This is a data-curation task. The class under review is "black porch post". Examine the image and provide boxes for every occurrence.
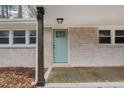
[36,7,45,87]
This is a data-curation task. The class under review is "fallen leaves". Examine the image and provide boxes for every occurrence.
[0,67,35,88]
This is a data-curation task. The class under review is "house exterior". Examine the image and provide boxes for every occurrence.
[0,19,36,67]
[0,5,124,69]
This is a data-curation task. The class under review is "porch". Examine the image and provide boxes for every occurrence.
[44,66,124,87]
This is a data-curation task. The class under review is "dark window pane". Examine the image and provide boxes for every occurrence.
[14,31,25,36]
[115,30,124,36]
[99,30,110,37]
[30,37,36,44]
[56,31,59,37]
[30,30,36,36]
[30,30,36,44]
[0,31,9,36]
[99,37,111,44]
[13,38,25,44]
[56,31,65,38]
[115,37,124,43]
[0,38,9,44]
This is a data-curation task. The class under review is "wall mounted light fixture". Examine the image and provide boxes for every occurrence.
[57,18,64,24]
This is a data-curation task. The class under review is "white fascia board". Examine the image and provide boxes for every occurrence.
[0,18,37,23]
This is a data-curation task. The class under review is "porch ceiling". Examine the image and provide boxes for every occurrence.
[42,5,124,28]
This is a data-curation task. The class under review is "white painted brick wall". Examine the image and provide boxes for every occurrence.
[1,25,124,67]
[0,48,36,67]
[69,27,124,67]
[0,26,52,68]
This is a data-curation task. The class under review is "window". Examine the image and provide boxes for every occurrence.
[30,30,36,44]
[0,31,9,44]
[115,30,124,44]
[13,31,25,44]
[0,30,36,46]
[56,31,65,38]
[99,30,111,44]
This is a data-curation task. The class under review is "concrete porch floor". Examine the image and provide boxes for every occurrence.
[47,67,124,83]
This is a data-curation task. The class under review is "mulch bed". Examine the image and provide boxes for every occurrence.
[0,67,47,88]
[0,67,35,78]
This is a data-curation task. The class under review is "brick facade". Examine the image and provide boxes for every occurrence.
[0,27,52,68]
[68,27,124,67]
[0,26,124,67]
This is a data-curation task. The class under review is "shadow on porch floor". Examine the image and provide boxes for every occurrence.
[47,67,124,83]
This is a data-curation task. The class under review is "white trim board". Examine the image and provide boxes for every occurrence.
[0,19,36,22]
[44,66,52,82]
[45,82,124,88]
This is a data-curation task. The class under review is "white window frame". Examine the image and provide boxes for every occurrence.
[26,30,30,45]
[0,29,36,48]
[98,26,124,45]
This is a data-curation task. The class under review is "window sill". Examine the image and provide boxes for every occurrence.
[98,44,124,47]
[0,45,36,49]
[114,44,124,46]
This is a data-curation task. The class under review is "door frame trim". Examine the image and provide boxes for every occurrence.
[52,29,69,64]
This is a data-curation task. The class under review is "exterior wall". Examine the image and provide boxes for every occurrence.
[0,21,52,68]
[44,27,53,68]
[0,48,36,67]
[68,27,124,67]
[0,27,52,68]
[1,21,124,67]
[0,20,36,30]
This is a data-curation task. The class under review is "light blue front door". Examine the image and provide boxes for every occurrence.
[53,29,68,63]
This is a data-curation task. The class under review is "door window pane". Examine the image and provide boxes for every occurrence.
[56,31,65,38]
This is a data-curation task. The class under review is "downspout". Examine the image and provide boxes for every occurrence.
[34,7,45,87]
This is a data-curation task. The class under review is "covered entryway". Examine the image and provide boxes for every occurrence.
[36,6,124,87]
